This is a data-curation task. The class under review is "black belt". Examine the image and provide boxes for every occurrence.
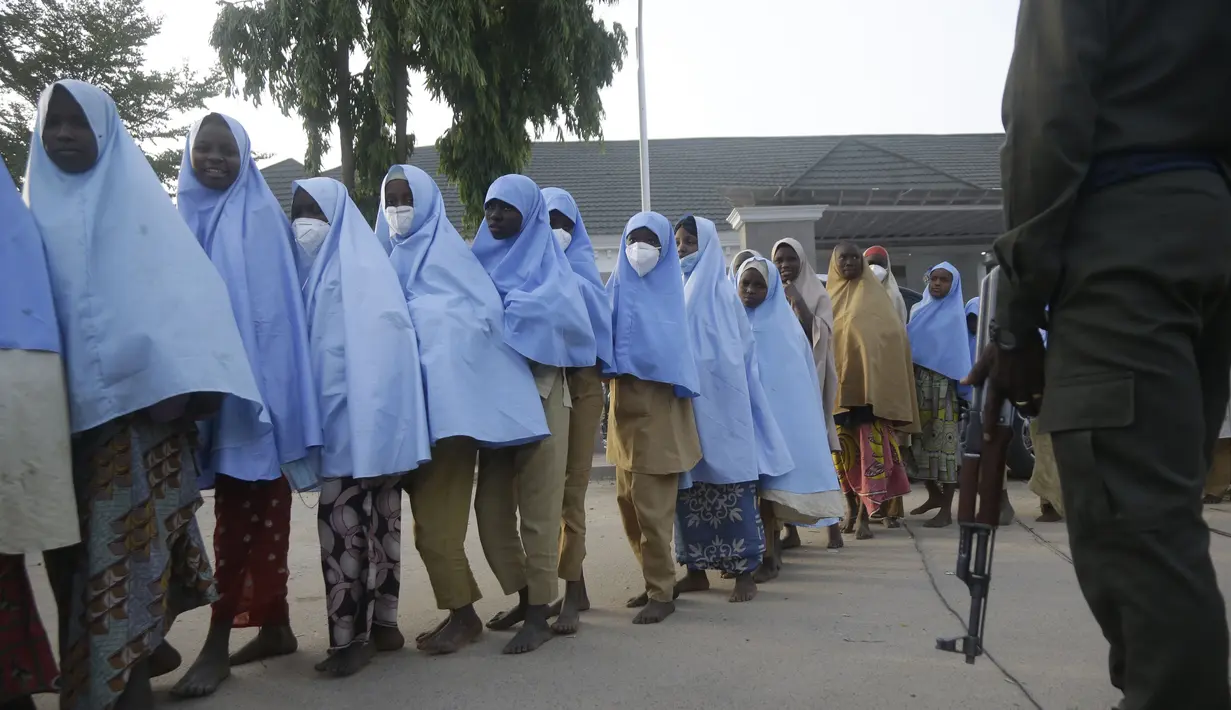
[1086,151,1222,192]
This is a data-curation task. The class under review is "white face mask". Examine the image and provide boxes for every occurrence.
[293,218,330,258]
[553,227,572,251]
[870,264,887,282]
[625,242,661,278]
[385,205,415,237]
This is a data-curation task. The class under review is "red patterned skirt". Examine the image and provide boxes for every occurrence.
[0,555,58,702]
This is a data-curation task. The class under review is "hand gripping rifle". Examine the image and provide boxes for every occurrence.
[935,264,1014,665]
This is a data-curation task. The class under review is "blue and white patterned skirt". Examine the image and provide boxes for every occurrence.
[675,481,765,574]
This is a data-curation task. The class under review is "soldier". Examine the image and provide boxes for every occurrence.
[967,3,1231,709]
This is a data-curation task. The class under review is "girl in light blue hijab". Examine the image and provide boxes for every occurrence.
[171,113,324,698]
[375,164,548,654]
[25,79,262,710]
[738,257,846,578]
[290,176,431,676]
[466,174,592,654]
[674,215,792,601]
[606,212,702,625]
[905,261,972,528]
[0,154,78,709]
[542,186,612,634]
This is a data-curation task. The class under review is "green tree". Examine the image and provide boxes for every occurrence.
[415,0,627,228]
[0,0,224,186]
[211,0,626,227]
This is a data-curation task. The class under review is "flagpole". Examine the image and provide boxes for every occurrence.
[636,0,650,211]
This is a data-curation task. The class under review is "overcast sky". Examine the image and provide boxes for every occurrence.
[143,0,1021,169]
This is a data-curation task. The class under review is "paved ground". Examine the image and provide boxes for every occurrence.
[26,481,1231,710]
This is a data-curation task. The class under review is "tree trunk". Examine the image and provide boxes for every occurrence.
[336,39,355,190]
[393,59,409,162]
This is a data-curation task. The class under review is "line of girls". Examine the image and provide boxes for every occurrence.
[0,78,974,710]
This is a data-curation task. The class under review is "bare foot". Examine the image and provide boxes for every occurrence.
[314,643,375,677]
[229,624,298,666]
[886,517,902,529]
[855,518,874,540]
[841,518,856,534]
[371,625,405,652]
[502,606,553,654]
[910,496,943,516]
[171,622,233,698]
[422,607,483,655]
[1036,503,1062,523]
[674,569,710,595]
[415,617,449,648]
[781,525,802,550]
[729,573,757,603]
[719,571,736,580]
[550,580,589,635]
[632,600,675,624]
[116,659,153,710]
[827,525,844,549]
[626,592,649,608]
[488,588,529,631]
[923,508,952,528]
[753,556,779,584]
[149,641,182,678]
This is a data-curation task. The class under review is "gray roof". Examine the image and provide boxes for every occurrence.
[260,133,1004,235]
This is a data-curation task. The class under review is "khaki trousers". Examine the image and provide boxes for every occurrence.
[1206,439,1231,498]
[558,366,605,581]
[474,369,570,606]
[615,467,679,603]
[403,436,482,610]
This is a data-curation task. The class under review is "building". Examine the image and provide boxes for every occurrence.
[260,133,1004,298]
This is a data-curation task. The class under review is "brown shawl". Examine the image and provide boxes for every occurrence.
[772,238,840,450]
[825,254,920,433]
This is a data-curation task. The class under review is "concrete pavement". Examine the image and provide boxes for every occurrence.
[26,482,1231,709]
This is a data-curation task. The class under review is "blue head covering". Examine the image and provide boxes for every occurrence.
[906,261,973,382]
[177,114,322,488]
[471,174,596,368]
[606,212,700,398]
[964,296,980,364]
[293,177,431,478]
[377,165,548,448]
[740,257,842,499]
[542,187,614,371]
[1,157,59,353]
[25,80,262,432]
[680,217,792,487]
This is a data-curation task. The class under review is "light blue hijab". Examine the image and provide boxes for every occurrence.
[293,177,431,478]
[25,80,262,433]
[177,114,322,488]
[906,261,972,382]
[964,297,980,364]
[740,257,842,498]
[680,216,792,487]
[376,164,548,448]
[542,187,614,371]
[471,174,596,368]
[605,212,700,398]
[1,157,59,353]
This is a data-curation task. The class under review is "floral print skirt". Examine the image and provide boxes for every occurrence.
[674,482,764,575]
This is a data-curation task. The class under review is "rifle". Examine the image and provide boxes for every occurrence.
[935,264,1015,665]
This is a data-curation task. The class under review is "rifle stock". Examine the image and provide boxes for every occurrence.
[936,265,1013,665]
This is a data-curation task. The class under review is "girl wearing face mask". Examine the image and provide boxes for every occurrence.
[26,80,263,710]
[170,113,323,699]
[605,211,702,626]
[374,164,549,655]
[290,177,432,678]
[541,187,613,635]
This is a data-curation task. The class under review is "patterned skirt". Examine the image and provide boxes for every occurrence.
[0,555,58,702]
[212,475,293,627]
[674,481,764,575]
[834,418,912,514]
[910,366,961,484]
[58,416,217,710]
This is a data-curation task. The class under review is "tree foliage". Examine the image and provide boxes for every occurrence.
[0,0,224,186]
[212,0,626,227]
